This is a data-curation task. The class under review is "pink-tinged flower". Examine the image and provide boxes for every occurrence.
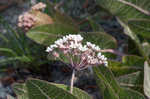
[18,2,53,31]
[18,12,35,30]
[52,51,59,58]
[46,34,108,71]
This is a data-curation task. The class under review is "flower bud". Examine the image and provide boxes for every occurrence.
[52,51,59,58]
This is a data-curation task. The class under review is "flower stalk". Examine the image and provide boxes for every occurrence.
[70,69,75,94]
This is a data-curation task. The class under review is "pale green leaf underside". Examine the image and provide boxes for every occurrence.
[144,61,150,98]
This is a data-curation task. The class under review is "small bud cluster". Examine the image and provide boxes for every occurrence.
[46,34,108,70]
[18,2,46,30]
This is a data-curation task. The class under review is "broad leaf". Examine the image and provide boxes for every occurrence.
[128,19,150,39]
[93,66,145,99]
[54,83,92,99]
[96,0,150,21]
[27,23,79,46]
[117,71,143,92]
[109,61,142,77]
[108,55,144,77]
[81,32,117,49]
[122,55,145,67]
[0,56,31,66]
[26,78,91,99]
[13,83,29,99]
[96,0,150,56]
[0,48,17,56]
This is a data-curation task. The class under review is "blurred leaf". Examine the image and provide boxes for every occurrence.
[108,60,142,77]
[27,23,79,46]
[42,0,79,30]
[0,48,17,56]
[144,61,150,98]
[13,83,29,99]
[53,11,79,30]
[6,95,15,99]
[0,56,31,66]
[128,19,150,39]
[109,55,144,76]
[93,66,145,99]
[122,55,145,67]
[81,32,117,49]
[30,10,53,26]
[87,17,104,31]
[117,71,143,92]
[109,55,145,92]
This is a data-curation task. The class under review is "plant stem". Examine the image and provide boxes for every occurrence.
[99,49,125,56]
[70,69,75,94]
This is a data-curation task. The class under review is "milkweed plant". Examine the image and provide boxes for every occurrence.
[46,34,108,93]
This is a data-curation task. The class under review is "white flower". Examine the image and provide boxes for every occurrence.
[46,34,108,70]
[79,45,88,52]
[94,46,100,51]
[50,44,57,48]
[86,42,92,47]
[104,61,108,67]
[46,47,53,52]
[97,52,101,58]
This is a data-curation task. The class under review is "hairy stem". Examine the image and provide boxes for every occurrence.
[70,69,75,94]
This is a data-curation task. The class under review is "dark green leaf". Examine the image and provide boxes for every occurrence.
[26,78,91,99]
[93,66,145,99]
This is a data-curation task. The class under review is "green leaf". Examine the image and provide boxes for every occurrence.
[81,32,117,49]
[26,78,91,99]
[13,83,29,99]
[109,55,144,91]
[128,19,150,39]
[93,66,145,99]
[108,55,145,92]
[87,17,104,31]
[117,71,143,92]
[53,83,92,99]
[53,11,79,30]
[0,56,31,65]
[108,60,142,77]
[144,61,150,98]
[122,55,145,67]
[27,23,79,46]
[96,0,150,57]
[0,48,17,56]
[96,0,150,21]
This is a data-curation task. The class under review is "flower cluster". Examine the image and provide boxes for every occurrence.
[18,12,36,30]
[46,34,108,70]
[18,2,46,30]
